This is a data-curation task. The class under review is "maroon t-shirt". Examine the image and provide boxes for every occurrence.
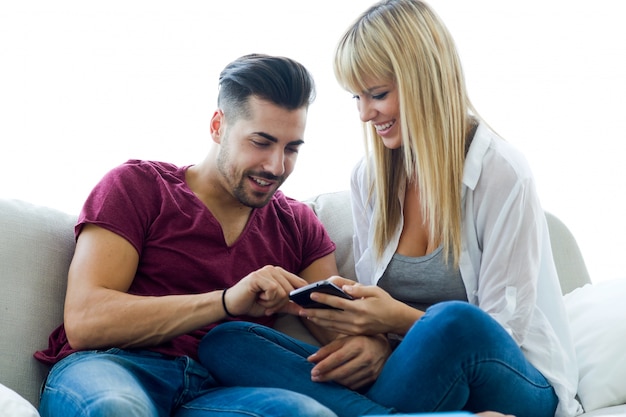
[34,160,336,365]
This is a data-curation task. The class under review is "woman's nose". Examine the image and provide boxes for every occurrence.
[358,99,375,122]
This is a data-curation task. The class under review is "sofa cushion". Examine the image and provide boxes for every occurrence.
[545,212,592,294]
[0,383,39,417]
[0,199,76,406]
[303,190,355,281]
[564,278,626,412]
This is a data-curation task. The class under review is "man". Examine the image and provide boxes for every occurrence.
[34,54,342,417]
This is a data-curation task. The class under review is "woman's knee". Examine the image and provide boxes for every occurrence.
[410,301,508,348]
[199,321,256,355]
[430,301,495,329]
[203,321,268,347]
[200,321,305,358]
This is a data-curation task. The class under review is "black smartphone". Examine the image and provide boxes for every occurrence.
[289,280,354,309]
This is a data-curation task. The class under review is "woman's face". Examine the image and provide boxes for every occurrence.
[353,80,401,149]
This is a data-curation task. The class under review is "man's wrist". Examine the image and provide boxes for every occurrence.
[221,288,237,318]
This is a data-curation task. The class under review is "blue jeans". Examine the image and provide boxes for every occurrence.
[39,348,336,417]
[198,301,558,417]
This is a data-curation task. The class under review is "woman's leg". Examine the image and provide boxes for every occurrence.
[176,386,337,417]
[175,354,338,417]
[366,301,558,417]
[198,322,394,417]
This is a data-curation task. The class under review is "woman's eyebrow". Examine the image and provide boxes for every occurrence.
[363,85,387,94]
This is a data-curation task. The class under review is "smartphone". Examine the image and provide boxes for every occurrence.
[289,280,354,309]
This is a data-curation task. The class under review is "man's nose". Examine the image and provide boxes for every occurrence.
[264,150,285,177]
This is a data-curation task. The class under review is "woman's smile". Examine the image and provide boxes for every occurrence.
[374,119,396,135]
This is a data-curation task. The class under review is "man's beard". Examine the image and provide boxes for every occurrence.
[216,144,284,208]
[231,170,284,209]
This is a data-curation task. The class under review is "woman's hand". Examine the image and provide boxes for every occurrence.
[299,276,422,336]
[307,334,391,390]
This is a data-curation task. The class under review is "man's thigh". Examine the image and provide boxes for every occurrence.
[39,349,184,417]
[39,349,336,417]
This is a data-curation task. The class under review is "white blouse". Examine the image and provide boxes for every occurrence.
[350,123,583,417]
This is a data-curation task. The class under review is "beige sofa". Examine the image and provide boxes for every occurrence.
[1,191,625,416]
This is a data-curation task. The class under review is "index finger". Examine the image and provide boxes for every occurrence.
[327,276,357,288]
[272,266,309,291]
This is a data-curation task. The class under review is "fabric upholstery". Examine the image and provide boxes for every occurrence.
[564,279,626,412]
[0,199,75,406]
[545,212,592,294]
[0,383,39,417]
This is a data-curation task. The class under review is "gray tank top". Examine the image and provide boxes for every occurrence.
[377,245,467,311]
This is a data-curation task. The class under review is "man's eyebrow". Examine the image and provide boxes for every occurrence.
[254,132,305,146]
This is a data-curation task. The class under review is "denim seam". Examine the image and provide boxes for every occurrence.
[179,403,280,417]
[433,357,553,410]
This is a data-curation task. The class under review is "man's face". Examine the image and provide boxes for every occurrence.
[215,97,307,208]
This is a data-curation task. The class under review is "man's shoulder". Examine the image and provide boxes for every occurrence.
[106,160,185,183]
[268,191,315,216]
[259,192,323,233]
[259,192,334,261]
[114,159,181,174]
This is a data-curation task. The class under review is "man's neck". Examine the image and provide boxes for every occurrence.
[185,162,254,246]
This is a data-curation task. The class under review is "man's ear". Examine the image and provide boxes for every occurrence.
[210,109,225,144]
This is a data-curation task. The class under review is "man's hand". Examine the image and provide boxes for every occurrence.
[307,334,391,390]
[225,266,307,317]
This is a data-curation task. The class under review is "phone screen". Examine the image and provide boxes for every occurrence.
[289,280,353,309]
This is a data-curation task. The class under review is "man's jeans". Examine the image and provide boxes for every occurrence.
[39,348,336,417]
[199,301,558,417]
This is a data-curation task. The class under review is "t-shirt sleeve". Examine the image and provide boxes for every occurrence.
[293,201,336,272]
[76,161,158,255]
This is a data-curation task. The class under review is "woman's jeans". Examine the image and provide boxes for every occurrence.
[199,301,558,417]
[39,348,337,417]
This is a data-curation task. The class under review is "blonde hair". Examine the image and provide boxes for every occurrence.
[334,0,477,265]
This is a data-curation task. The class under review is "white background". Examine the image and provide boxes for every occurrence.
[1,1,624,283]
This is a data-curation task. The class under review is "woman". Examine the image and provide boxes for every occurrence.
[199,1,582,416]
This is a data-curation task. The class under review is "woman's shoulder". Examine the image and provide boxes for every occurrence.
[350,156,375,200]
[467,124,535,186]
[350,155,369,177]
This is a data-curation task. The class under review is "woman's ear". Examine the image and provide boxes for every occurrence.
[210,109,225,144]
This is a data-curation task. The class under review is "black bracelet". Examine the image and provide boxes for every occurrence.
[221,288,237,318]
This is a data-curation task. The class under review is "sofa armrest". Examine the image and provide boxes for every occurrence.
[545,212,591,294]
[0,199,76,406]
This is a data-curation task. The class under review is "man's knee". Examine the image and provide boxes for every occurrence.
[39,353,157,417]
[40,389,156,417]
